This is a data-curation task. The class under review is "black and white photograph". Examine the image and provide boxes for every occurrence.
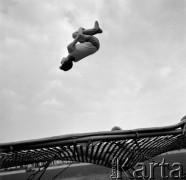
[0,0,185,179]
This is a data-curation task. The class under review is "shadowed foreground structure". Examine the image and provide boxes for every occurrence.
[0,117,186,179]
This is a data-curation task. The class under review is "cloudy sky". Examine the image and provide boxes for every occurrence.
[0,0,185,143]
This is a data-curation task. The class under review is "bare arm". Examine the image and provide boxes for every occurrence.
[67,28,84,53]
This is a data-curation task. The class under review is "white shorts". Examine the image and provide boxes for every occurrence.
[70,42,98,62]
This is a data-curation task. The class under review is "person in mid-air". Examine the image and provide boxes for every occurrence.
[60,21,102,71]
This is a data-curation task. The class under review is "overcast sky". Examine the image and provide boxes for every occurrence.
[0,0,185,143]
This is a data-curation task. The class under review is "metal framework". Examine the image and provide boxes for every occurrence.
[0,117,186,173]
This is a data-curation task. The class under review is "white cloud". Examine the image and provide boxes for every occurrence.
[41,97,64,110]
[159,66,173,78]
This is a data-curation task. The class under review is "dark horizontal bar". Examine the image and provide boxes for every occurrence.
[0,129,184,153]
[1,120,185,145]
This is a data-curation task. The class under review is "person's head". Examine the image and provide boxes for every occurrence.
[59,56,74,71]
[181,115,186,122]
[111,126,122,131]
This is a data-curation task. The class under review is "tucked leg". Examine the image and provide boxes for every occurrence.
[72,21,102,39]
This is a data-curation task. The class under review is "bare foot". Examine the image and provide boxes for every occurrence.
[94,21,99,29]
[94,21,103,33]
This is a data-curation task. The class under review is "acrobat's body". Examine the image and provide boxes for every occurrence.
[60,21,102,71]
